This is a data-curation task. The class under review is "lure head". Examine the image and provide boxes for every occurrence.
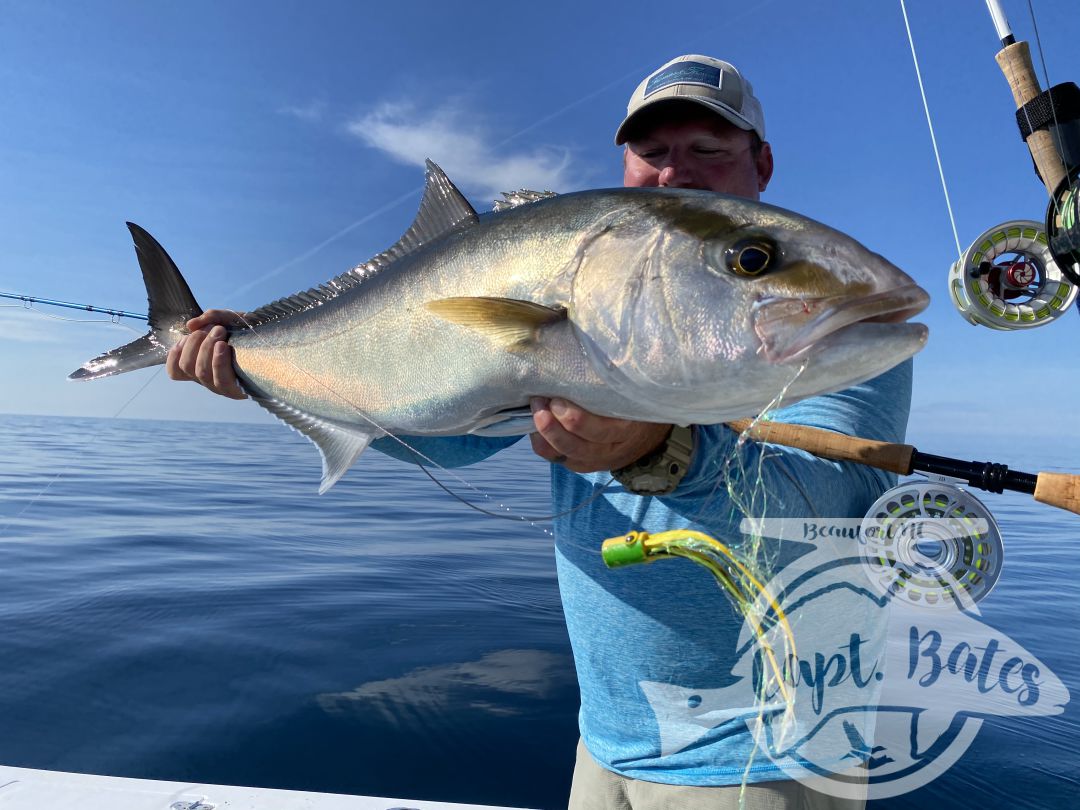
[601,531,652,568]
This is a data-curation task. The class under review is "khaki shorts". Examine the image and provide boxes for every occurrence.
[568,740,866,810]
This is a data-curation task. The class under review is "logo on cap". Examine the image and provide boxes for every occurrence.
[644,61,725,98]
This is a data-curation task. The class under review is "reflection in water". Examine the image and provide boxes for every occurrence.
[319,649,576,723]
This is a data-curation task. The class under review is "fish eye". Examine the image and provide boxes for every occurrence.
[726,240,775,276]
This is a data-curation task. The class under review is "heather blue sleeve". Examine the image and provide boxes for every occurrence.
[665,359,912,522]
[369,433,520,468]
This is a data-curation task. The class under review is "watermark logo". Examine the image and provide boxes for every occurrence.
[639,520,1069,799]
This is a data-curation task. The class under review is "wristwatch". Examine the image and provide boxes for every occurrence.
[611,425,694,496]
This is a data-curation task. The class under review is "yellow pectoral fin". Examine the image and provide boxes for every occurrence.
[424,296,567,348]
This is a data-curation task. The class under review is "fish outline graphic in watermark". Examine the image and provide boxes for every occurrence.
[640,519,1069,799]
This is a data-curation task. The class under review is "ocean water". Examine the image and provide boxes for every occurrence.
[0,414,1077,809]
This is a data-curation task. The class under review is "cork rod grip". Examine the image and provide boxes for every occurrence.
[1033,472,1080,516]
[995,40,1068,195]
[725,419,916,476]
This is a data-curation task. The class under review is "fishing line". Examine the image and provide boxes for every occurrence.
[4,288,597,535]
[224,0,782,303]
[1,302,145,332]
[1026,0,1061,146]
[691,361,808,527]
[0,299,155,538]
[414,460,618,523]
[1025,0,1069,226]
[4,284,613,536]
[226,187,424,299]
[225,309,614,536]
[706,370,804,611]
[710,365,832,793]
[995,65,1067,228]
[899,0,964,262]
[989,0,1066,228]
[0,368,163,540]
[489,0,781,153]
[4,290,560,539]
[556,366,812,573]
[0,293,162,539]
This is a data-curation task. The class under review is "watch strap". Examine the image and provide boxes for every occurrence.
[611,425,694,495]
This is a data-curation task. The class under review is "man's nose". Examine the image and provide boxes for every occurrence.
[657,162,694,188]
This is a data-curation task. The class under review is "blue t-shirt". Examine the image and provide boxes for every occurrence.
[371,359,912,786]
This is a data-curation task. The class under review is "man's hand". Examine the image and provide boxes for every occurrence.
[166,310,247,400]
[530,397,672,473]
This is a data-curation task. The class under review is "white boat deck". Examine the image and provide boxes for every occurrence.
[0,766,532,810]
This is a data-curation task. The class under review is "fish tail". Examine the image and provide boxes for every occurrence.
[68,223,203,381]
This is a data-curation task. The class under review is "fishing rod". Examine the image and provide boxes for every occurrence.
[948,0,1080,328]
[601,411,1078,609]
[0,291,148,322]
[598,414,1076,613]
[726,417,1079,515]
[717,415,1080,607]
[603,413,1080,622]
[986,0,1069,195]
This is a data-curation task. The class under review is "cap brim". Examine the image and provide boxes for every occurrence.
[614,97,756,145]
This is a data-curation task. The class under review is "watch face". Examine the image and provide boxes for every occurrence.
[634,474,670,493]
[614,425,693,495]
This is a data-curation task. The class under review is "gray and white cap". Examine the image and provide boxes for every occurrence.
[615,54,766,145]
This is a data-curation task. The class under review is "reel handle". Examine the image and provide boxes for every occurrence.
[725,419,915,475]
[1034,472,1080,515]
[995,40,1069,195]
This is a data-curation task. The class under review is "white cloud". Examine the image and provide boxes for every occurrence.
[277,99,327,123]
[346,100,580,202]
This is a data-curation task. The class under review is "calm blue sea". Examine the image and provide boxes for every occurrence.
[0,414,1077,809]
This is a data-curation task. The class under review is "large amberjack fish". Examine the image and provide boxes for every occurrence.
[71,161,929,492]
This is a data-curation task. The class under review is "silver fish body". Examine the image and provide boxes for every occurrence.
[72,162,928,491]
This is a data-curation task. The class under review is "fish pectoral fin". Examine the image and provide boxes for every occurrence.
[469,407,536,436]
[250,394,380,494]
[425,297,567,348]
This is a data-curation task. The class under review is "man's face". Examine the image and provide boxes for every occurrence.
[622,112,773,199]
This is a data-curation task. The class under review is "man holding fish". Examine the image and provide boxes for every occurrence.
[167,55,913,809]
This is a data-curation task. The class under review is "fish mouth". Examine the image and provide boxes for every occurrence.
[753,284,930,363]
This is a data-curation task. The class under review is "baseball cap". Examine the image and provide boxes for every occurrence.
[615,54,766,145]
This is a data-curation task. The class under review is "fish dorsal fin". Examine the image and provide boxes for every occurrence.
[425,296,566,348]
[404,159,480,247]
[249,393,380,493]
[244,160,478,329]
[492,189,558,212]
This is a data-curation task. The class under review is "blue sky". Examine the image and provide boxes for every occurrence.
[1,0,1078,445]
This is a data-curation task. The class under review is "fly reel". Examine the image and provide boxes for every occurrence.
[948,220,1076,329]
[1046,168,1080,286]
[859,481,1003,608]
